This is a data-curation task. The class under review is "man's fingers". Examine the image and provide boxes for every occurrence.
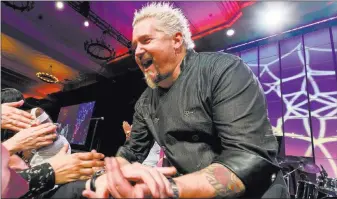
[105,157,129,198]
[79,160,105,168]
[158,172,174,197]
[155,166,177,176]
[92,152,105,160]
[76,152,104,161]
[3,100,24,108]
[121,167,160,198]
[144,168,166,198]
[133,184,149,198]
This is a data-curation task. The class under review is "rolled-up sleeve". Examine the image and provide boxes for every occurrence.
[116,96,154,163]
[210,54,280,197]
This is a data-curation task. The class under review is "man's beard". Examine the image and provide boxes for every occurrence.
[144,70,171,89]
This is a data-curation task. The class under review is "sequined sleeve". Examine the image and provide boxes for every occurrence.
[17,162,55,198]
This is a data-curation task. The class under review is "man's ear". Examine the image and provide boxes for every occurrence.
[173,32,184,50]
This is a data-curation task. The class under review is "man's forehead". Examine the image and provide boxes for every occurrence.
[133,20,155,34]
[132,20,156,41]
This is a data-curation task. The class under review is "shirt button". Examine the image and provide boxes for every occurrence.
[192,135,199,141]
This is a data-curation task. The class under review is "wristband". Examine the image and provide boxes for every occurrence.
[167,177,179,199]
[90,169,105,192]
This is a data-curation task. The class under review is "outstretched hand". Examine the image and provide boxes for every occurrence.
[83,157,177,198]
[1,100,38,132]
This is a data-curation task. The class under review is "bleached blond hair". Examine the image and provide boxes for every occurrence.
[133,2,195,49]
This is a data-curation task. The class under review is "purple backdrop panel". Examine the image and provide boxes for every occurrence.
[308,77,337,93]
[312,118,337,159]
[306,61,336,80]
[266,100,283,119]
[282,93,309,118]
[241,47,258,76]
[305,46,334,66]
[262,83,282,103]
[241,47,258,63]
[284,117,313,157]
[280,35,303,56]
[304,28,331,48]
[260,56,280,83]
[307,75,337,119]
[269,117,282,136]
[280,51,304,70]
[283,117,312,137]
[333,26,337,58]
[260,55,279,65]
[284,118,312,157]
[285,136,313,157]
[281,75,307,93]
[260,42,279,58]
[315,158,337,178]
[247,64,258,77]
[333,26,337,42]
[282,66,305,81]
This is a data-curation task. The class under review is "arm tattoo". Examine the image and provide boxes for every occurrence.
[202,163,245,198]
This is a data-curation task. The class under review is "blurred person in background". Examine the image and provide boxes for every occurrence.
[1,88,105,198]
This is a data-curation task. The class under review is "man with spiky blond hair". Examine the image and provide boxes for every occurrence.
[83,2,287,199]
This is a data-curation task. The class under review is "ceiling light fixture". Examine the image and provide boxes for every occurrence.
[2,1,35,12]
[84,30,116,60]
[36,65,59,84]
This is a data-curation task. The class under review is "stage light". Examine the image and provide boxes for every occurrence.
[84,20,89,27]
[264,10,284,28]
[255,2,294,33]
[55,1,64,10]
[226,29,235,37]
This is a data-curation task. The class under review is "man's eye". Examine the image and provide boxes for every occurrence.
[144,38,151,43]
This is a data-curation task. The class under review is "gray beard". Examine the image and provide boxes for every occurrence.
[154,72,171,84]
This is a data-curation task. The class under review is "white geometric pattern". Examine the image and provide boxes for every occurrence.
[245,41,337,177]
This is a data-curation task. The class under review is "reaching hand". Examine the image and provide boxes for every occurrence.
[122,121,132,139]
[2,123,57,155]
[47,145,105,184]
[1,100,38,131]
[83,157,176,198]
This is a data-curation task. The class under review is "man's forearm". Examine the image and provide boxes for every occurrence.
[173,163,245,198]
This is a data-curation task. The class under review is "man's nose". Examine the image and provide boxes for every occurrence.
[135,45,145,59]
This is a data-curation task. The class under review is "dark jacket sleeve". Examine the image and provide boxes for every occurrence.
[116,95,154,163]
[18,162,55,198]
[210,54,280,197]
